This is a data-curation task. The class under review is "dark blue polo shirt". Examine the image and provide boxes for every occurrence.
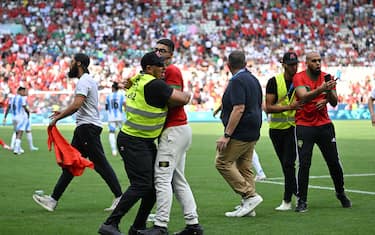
[220,69,262,142]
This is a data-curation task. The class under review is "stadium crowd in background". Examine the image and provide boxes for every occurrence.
[0,0,374,113]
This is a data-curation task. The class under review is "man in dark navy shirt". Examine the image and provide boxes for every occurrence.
[215,50,263,218]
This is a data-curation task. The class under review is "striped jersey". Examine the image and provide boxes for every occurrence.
[9,95,27,119]
[105,91,125,122]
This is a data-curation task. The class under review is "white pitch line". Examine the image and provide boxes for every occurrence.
[260,173,375,195]
[267,173,375,181]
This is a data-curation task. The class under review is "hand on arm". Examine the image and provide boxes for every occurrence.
[167,89,191,107]
[265,93,301,113]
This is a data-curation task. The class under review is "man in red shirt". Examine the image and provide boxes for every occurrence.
[293,51,351,212]
[139,39,203,235]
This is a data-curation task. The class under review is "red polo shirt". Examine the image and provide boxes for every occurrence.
[164,64,187,128]
[293,70,335,126]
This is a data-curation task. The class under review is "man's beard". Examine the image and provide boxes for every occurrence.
[68,65,79,78]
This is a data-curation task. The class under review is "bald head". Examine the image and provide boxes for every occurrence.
[306,52,320,62]
[306,52,321,75]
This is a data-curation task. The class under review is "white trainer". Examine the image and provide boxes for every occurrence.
[104,196,121,211]
[235,194,263,217]
[226,206,256,217]
[147,213,156,222]
[32,194,57,212]
[246,210,256,217]
[275,200,292,211]
[225,206,242,217]
[255,175,267,182]
[31,147,39,151]
[112,150,117,157]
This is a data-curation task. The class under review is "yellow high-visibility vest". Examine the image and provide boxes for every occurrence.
[121,73,168,138]
[269,73,296,129]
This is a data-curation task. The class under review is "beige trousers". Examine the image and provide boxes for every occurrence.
[215,139,257,199]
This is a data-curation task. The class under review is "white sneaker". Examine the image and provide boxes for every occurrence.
[225,206,242,217]
[255,175,266,182]
[32,194,57,212]
[226,206,256,217]
[275,200,292,211]
[112,150,117,157]
[235,194,263,217]
[104,196,121,211]
[147,213,156,222]
[31,147,39,151]
[246,210,256,217]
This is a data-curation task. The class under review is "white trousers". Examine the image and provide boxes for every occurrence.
[154,124,199,228]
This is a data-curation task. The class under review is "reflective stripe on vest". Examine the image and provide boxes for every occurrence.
[121,73,167,138]
[270,117,295,122]
[269,73,296,130]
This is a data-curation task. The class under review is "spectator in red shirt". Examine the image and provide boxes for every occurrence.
[293,51,351,212]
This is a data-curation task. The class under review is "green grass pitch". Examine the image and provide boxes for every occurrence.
[0,120,374,235]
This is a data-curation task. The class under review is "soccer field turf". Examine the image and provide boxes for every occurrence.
[0,120,374,235]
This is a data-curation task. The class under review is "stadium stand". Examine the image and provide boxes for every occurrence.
[0,0,374,115]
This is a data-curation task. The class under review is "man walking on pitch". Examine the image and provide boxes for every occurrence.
[215,50,263,217]
[98,51,191,235]
[293,51,351,212]
[138,39,203,235]
[265,52,301,210]
[32,53,123,212]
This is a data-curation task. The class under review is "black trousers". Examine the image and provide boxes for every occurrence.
[269,126,297,202]
[51,124,122,200]
[105,131,157,230]
[296,123,345,202]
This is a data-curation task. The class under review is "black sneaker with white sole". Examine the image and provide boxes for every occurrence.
[295,200,308,213]
[336,192,352,208]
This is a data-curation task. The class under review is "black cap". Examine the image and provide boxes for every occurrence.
[74,53,90,68]
[281,52,299,64]
[141,51,164,70]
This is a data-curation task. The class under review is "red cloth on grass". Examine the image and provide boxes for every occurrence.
[47,126,94,176]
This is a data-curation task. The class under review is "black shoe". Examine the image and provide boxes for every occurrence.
[137,226,168,235]
[98,223,124,235]
[336,192,352,208]
[128,226,139,235]
[295,200,308,213]
[173,224,204,235]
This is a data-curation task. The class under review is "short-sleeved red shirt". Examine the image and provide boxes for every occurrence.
[293,70,335,126]
[164,64,187,128]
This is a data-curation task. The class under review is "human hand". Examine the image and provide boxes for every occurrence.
[216,136,230,152]
[371,114,375,126]
[289,100,303,110]
[48,111,61,127]
[321,79,336,92]
[315,99,328,110]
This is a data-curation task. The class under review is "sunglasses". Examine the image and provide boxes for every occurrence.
[154,48,169,53]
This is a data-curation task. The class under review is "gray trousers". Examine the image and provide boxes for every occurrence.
[154,124,199,228]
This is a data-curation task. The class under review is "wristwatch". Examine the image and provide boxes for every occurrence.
[224,133,231,138]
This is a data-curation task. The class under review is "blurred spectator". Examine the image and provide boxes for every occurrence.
[0,0,374,113]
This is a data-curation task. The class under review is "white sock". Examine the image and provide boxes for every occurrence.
[27,132,35,149]
[11,132,16,149]
[252,150,265,176]
[14,139,21,153]
[109,132,117,152]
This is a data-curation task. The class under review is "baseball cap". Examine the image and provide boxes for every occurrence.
[141,51,164,70]
[74,53,90,68]
[281,52,299,64]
